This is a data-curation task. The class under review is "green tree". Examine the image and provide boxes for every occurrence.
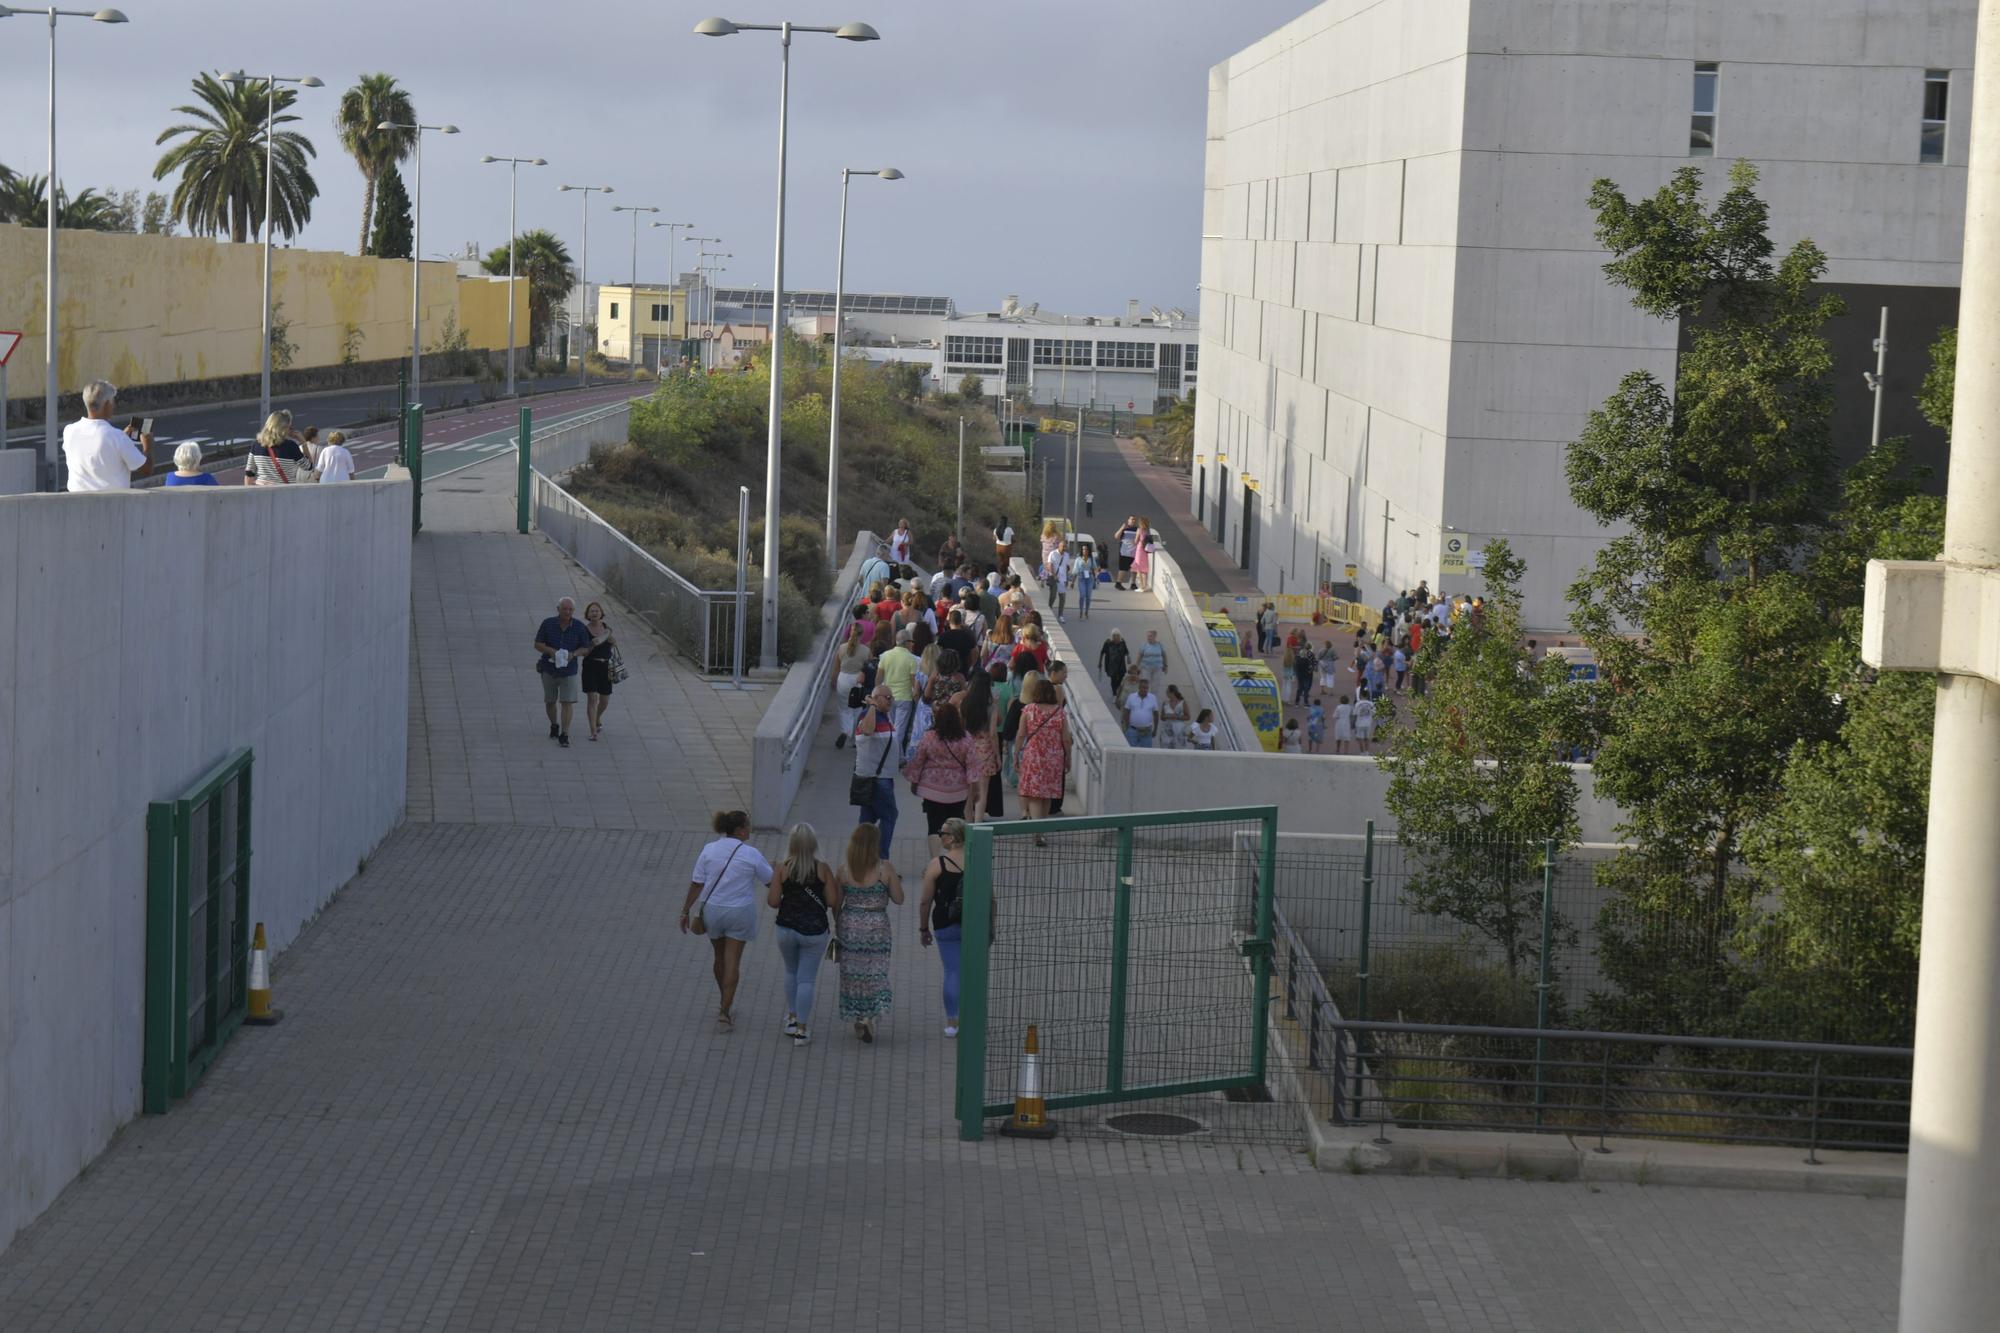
[0,173,121,230]
[957,372,984,402]
[369,160,413,260]
[334,73,416,255]
[482,229,574,357]
[153,73,318,243]
[1918,325,1956,437]
[1380,540,1585,975]
[1153,390,1196,467]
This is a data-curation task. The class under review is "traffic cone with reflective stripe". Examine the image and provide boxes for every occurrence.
[1000,1023,1058,1139]
[245,922,282,1026]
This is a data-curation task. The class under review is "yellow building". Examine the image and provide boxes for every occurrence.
[595,285,689,370]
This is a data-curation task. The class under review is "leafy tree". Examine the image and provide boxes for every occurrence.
[1569,162,1853,1035]
[154,74,318,243]
[369,161,413,260]
[1381,540,1585,976]
[1152,390,1196,467]
[0,173,121,230]
[482,229,574,356]
[335,73,416,255]
[1918,325,1956,437]
[957,372,984,402]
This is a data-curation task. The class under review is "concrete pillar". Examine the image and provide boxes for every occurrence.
[1876,3,2000,1327]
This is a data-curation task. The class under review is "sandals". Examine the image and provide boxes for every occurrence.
[856,1020,874,1044]
[717,1011,734,1033]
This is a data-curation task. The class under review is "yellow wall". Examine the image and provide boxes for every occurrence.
[0,225,527,395]
[597,284,689,360]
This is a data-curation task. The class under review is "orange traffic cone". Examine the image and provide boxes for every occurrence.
[1000,1023,1058,1139]
[245,922,283,1026]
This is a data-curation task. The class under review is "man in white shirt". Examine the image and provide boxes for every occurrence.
[63,379,151,491]
[314,430,357,482]
[1122,677,1161,748]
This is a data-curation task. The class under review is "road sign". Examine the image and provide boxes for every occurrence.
[0,331,20,366]
[1441,533,1470,577]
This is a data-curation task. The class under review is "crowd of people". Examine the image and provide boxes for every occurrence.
[59,378,358,492]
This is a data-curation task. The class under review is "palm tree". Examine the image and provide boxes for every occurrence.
[0,172,121,230]
[1153,389,1197,468]
[334,74,415,255]
[154,73,317,243]
[483,229,575,357]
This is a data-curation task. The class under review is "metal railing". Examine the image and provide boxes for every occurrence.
[1009,556,1112,809]
[787,538,887,761]
[530,400,633,479]
[1152,545,1252,751]
[1323,1019,1912,1159]
[532,471,739,673]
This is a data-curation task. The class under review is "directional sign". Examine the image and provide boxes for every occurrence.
[0,331,21,366]
[1440,533,1469,577]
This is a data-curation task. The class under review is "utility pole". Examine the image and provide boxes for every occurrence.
[956,415,964,543]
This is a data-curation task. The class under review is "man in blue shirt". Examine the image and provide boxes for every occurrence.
[535,597,594,747]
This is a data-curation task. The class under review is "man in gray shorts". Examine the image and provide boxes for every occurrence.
[534,597,593,747]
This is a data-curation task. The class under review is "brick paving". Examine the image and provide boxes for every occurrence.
[0,446,1906,1330]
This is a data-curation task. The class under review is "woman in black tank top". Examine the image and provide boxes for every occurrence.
[919,818,970,1038]
[765,823,841,1045]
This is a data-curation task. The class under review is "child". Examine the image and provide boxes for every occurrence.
[1280,718,1304,753]
[1353,695,1377,752]
[1305,699,1326,753]
[1332,694,1354,755]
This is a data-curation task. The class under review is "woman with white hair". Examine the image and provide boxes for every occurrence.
[766,823,838,1046]
[245,410,313,485]
[161,442,218,487]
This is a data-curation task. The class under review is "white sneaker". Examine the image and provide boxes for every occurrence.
[793,1030,811,1046]
[783,1016,801,1037]
[944,1024,959,1038]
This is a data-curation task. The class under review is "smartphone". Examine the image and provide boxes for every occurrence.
[140,417,155,436]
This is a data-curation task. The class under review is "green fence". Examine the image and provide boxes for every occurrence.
[957,807,1277,1141]
[144,749,254,1113]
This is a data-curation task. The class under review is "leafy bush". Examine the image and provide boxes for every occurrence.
[1327,943,1544,1028]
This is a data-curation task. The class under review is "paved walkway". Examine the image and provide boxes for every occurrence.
[0,437,1908,1330]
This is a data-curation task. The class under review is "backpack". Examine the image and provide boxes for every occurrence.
[846,657,879,710]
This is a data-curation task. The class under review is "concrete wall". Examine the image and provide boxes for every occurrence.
[0,449,32,496]
[755,534,878,829]
[1196,0,1973,623]
[0,226,527,402]
[0,479,412,1252]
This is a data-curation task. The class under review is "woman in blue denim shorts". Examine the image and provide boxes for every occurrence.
[683,810,775,1032]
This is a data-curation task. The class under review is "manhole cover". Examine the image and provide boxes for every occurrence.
[1105,1112,1205,1137]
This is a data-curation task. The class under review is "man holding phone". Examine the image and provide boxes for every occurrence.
[62,379,151,491]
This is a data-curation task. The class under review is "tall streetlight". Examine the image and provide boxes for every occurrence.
[652,219,695,365]
[480,153,546,397]
[697,254,730,368]
[559,183,613,387]
[687,234,721,366]
[221,70,320,426]
[825,166,903,568]
[0,4,131,491]
[376,119,458,405]
[694,15,881,670]
[610,203,659,376]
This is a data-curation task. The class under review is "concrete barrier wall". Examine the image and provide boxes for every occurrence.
[1012,556,1125,814]
[1151,544,1259,750]
[0,449,33,496]
[0,479,412,1252]
[530,402,634,480]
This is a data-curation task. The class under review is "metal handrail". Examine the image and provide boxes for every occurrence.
[1152,548,1250,751]
[1326,1018,1913,1060]
[783,540,889,765]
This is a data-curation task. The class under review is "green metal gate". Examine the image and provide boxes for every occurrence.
[956,807,1278,1141]
[143,749,254,1113]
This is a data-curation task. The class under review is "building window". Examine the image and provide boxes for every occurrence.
[1690,62,1718,157]
[1031,338,1093,367]
[944,334,1003,366]
[650,303,673,322]
[1096,340,1155,370]
[1183,343,1198,375]
[1923,69,1949,164]
[1157,342,1182,394]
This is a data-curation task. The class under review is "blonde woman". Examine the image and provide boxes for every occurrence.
[580,601,618,741]
[1038,518,1064,579]
[766,823,839,1046]
[981,615,1017,673]
[836,823,904,1043]
[246,410,311,485]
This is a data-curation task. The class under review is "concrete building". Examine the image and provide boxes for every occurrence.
[1194,0,1972,621]
[594,284,690,369]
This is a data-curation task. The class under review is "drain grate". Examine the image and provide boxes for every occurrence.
[1222,1084,1274,1104]
[1105,1112,1206,1137]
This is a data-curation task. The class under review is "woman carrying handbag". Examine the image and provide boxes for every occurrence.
[682,811,774,1032]
[767,823,840,1047]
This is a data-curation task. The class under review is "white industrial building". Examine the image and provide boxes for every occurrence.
[1194,0,1971,622]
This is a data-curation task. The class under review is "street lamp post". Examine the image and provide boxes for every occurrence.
[559,183,614,387]
[377,119,458,406]
[824,165,903,569]
[652,219,694,367]
[480,153,547,397]
[0,4,131,491]
[699,256,729,366]
[610,204,660,377]
[222,70,320,426]
[694,14,881,669]
[688,235,721,366]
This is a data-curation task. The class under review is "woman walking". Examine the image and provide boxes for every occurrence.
[836,823,903,1043]
[245,411,312,485]
[1074,545,1098,621]
[961,672,998,823]
[682,811,775,1031]
[834,631,872,749]
[918,818,981,1038]
[1014,675,1070,827]
[1038,518,1064,579]
[580,601,618,741]
[1131,518,1156,593]
[767,824,838,1046]
[1159,683,1191,750]
[1098,630,1131,698]
[1189,708,1220,750]
[902,700,979,857]
[993,516,1015,570]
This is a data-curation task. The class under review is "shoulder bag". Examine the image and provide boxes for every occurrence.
[689,841,744,935]
[802,878,842,963]
[606,628,630,684]
[849,726,892,806]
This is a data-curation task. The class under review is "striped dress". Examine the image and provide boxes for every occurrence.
[837,876,895,1021]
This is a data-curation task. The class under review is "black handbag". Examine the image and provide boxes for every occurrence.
[849,728,892,806]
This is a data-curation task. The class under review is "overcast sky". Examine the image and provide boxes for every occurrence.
[0,0,1308,314]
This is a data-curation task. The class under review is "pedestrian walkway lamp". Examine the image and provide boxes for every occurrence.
[610,204,659,377]
[480,153,547,398]
[221,71,320,427]
[0,4,131,491]
[825,166,903,570]
[651,219,695,365]
[377,119,458,407]
[694,14,882,669]
[686,233,721,364]
[559,183,614,387]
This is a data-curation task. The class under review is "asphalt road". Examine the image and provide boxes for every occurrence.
[1031,425,1241,594]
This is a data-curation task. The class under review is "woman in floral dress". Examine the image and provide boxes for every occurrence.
[836,823,904,1042]
[1013,675,1070,824]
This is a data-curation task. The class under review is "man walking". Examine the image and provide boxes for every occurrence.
[534,596,593,746]
[877,627,921,759]
[1122,677,1161,748]
[63,379,152,491]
